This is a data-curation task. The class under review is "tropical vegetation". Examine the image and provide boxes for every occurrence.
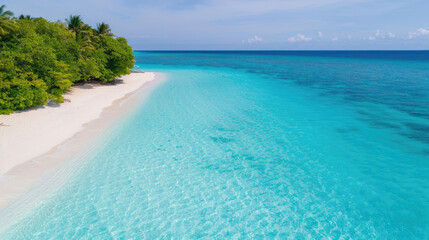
[0,5,134,114]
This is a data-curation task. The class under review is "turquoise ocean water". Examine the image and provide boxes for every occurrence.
[1,51,428,239]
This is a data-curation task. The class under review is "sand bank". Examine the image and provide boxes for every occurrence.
[0,72,162,209]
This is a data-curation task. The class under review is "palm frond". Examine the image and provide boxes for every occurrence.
[0,5,13,18]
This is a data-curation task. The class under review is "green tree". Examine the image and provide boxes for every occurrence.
[0,9,134,114]
[65,15,83,33]
[18,15,32,20]
[65,15,96,58]
[0,5,16,36]
[95,22,113,36]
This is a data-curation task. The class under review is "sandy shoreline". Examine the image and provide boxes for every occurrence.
[0,72,163,210]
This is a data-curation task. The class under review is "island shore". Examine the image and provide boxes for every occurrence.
[0,72,163,209]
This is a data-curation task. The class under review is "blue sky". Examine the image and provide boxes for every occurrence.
[4,0,429,50]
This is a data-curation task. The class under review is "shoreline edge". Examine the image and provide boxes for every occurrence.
[0,72,165,212]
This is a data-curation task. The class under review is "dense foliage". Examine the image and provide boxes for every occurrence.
[0,6,134,114]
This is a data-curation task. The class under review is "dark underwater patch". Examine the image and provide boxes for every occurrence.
[210,136,235,143]
[370,120,402,129]
[404,122,429,132]
[401,132,429,145]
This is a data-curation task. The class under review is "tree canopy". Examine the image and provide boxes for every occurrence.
[0,6,135,114]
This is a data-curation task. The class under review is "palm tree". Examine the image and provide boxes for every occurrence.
[18,14,32,20]
[65,15,83,33]
[65,15,98,58]
[0,5,16,36]
[76,33,96,57]
[95,22,113,36]
[65,15,94,39]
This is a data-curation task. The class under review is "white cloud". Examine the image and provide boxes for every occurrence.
[408,28,429,39]
[331,37,338,41]
[247,35,263,44]
[366,30,394,40]
[417,28,429,35]
[288,34,312,42]
[318,32,323,38]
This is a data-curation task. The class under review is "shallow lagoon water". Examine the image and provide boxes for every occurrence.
[1,51,428,239]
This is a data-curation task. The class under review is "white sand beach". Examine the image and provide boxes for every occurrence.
[0,72,161,209]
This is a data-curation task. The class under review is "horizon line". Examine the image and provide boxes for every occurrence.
[134,49,429,51]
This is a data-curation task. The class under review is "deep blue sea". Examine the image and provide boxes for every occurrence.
[1,51,428,239]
